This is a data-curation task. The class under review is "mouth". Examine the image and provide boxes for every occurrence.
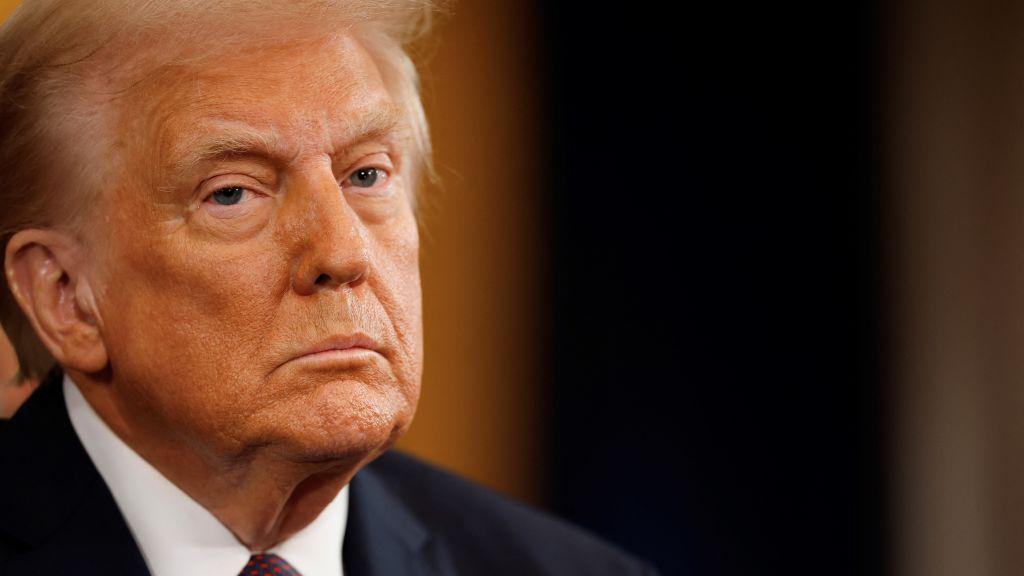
[276,333,384,372]
[301,333,381,356]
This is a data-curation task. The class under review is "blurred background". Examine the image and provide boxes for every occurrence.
[9,0,1024,575]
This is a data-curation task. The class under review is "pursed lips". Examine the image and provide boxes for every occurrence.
[274,332,383,372]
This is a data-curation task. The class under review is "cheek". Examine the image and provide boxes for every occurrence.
[97,181,286,352]
[92,193,423,449]
[373,210,423,396]
[97,227,289,416]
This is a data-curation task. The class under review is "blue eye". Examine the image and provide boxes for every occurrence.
[211,186,245,205]
[348,167,380,188]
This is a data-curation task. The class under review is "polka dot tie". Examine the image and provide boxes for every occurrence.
[238,553,303,576]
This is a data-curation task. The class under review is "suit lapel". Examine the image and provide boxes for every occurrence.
[0,367,150,576]
[344,462,458,576]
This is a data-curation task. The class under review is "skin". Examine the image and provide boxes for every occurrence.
[4,32,423,550]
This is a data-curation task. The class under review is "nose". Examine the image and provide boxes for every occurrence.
[288,170,371,296]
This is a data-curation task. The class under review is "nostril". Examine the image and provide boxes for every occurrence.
[314,273,330,285]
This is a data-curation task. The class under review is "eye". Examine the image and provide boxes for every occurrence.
[346,167,388,189]
[210,186,247,205]
[199,183,267,220]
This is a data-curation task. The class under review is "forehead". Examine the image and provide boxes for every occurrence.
[112,33,402,177]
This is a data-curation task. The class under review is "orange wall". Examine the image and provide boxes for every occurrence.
[0,1,545,504]
[401,1,544,504]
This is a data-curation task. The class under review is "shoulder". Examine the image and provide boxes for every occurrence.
[362,450,659,576]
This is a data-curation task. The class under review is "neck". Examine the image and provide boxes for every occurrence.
[69,370,362,551]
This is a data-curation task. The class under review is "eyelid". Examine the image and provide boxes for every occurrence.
[346,165,390,181]
[204,184,248,199]
[196,179,270,221]
[198,176,266,204]
[344,151,394,172]
[341,153,395,190]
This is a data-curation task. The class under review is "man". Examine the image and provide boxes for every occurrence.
[0,1,657,575]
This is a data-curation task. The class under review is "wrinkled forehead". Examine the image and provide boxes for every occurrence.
[97,32,407,187]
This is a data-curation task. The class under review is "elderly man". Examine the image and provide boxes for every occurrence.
[0,1,656,575]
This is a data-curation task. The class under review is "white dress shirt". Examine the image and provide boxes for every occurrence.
[64,374,349,576]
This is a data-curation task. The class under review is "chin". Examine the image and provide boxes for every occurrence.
[256,378,415,466]
[272,424,408,468]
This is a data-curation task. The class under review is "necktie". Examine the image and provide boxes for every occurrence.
[238,553,303,576]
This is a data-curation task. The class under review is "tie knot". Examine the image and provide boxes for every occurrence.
[239,553,302,576]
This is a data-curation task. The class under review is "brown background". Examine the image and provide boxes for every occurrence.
[888,1,1024,574]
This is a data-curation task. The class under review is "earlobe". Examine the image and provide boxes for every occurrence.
[4,230,108,374]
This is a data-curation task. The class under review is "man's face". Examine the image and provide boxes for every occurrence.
[83,32,423,465]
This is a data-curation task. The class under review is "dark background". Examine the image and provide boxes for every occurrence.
[542,3,885,575]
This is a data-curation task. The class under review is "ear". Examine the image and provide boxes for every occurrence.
[4,229,108,374]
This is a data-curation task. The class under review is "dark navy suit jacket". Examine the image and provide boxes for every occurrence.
[0,369,658,575]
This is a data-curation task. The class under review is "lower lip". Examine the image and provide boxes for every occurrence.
[289,347,380,369]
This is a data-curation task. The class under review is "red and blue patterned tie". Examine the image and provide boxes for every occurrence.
[238,553,303,576]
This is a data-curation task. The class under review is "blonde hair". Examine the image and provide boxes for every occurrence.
[0,0,440,382]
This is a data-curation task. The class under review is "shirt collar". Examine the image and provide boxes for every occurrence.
[63,374,349,576]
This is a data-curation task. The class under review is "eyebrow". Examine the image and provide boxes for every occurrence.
[169,103,406,174]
